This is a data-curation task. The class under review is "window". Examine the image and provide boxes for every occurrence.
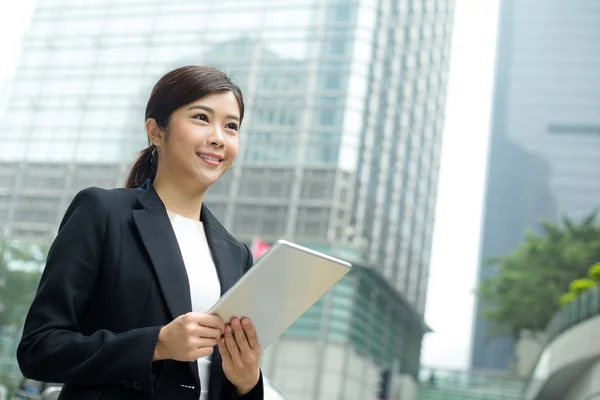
[239,169,266,198]
[203,203,227,221]
[319,110,335,125]
[232,205,287,237]
[300,170,335,200]
[21,175,66,191]
[265,169,293,198]
[305,133,341,164]
[70,164,119,189]
[0,194,11,209]
[329,39,347,56]
[331,5,351,22]
[324,75,341,90]
[240,167,293,199]
[295,207,330,239]
[13,195,61,224]
[207,173,232,197]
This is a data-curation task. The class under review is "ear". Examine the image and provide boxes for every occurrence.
[145,118,165,146]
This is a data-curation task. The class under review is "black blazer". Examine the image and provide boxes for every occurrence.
[17,181,264,400]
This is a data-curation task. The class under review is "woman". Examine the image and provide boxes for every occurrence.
[17,66,263,400]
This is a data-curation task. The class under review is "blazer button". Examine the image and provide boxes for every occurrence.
[122,381,132,389]
[133,382,141,391]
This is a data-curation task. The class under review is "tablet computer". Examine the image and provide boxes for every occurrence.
[208,239,352,349]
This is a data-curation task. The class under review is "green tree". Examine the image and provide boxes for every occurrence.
[478,211,600,340]
[0,240,47,327]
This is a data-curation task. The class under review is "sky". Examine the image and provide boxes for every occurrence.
[0,0,500,371]
[421,0,500,369]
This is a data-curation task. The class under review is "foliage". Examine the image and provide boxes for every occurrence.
[589,262,600,282]
[559,292,576,308]
[569,278,595,295]
[477,211,600,340]
[0,240,47,327]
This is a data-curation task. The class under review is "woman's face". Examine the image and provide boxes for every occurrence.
[151,91,241,189]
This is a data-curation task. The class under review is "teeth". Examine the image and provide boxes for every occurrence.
[199,154,220,162]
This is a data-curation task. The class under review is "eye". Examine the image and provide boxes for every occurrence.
[226,122,239,131]
[193,113,209,122]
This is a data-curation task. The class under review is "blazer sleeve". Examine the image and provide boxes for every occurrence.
[242,243,254,273]
[17,187,162,395]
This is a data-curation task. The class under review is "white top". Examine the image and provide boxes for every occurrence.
[167,211,221,400]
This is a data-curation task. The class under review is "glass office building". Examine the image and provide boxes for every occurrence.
[0,1,456,398]
[471,0,600,371]
[263,253,431,399]
[0,0,454,316]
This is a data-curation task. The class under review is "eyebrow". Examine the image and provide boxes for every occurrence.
[187,105,240,122]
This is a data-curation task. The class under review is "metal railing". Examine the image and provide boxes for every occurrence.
[523,285,600,397]
[418,367,525,400]
[545,285,600,344]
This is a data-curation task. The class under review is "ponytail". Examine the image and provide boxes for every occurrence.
[125,145,157,188]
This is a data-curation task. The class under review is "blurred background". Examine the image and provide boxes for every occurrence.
[0,0,598,400]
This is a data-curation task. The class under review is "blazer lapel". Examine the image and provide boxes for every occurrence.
[131,183,202,389]
[132,187,193,320]
[200,204,244,295]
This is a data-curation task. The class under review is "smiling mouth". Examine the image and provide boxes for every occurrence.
[198,154,221,162]
[197,153,223,166]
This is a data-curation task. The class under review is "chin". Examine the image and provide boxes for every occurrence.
[197,174,221,188]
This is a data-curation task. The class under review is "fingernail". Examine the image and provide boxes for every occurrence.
[226,325,232,333]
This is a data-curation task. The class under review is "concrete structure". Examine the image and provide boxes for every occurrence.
[524,287,600,400]
[471,0,600,371]
[509,331,546,378]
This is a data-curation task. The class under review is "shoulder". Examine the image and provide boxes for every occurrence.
[69,187,139,208]
[63,187,142,225]
[59,187,142,236]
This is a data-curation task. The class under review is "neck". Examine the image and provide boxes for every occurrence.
[152,172,207,220]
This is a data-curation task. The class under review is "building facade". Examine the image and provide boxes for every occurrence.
[0,0,454,315]
[263,256,430,400]
[471,0,600,371]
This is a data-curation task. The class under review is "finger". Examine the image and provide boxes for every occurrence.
[218,337,231,362]
[186,335,217,351]
[242,318,261,352]
[193,313,225,333]
[196,326,222,341]
[192,346,214,360]
[231,318,251,354]
[196,337,218,349]
[224,325,242,365]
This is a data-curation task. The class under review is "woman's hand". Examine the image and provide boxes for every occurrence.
[219,317,261,395]
[154,312,225,362]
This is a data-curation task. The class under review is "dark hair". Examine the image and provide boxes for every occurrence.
[125,66,245,188]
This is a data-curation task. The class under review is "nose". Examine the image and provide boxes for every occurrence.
[208,126,225,148]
